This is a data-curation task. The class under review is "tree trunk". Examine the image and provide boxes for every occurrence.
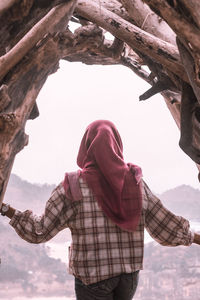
[0,0,77,204]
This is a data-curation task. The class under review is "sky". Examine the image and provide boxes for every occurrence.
[12,60,200,194]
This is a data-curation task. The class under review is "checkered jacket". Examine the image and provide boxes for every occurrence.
[10,173,193,285]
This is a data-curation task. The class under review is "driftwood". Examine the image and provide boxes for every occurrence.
[179,81,200,164]
[0,0,77,203]
[0,0,200,204]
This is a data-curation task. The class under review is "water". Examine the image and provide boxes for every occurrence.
[47,241,70,264]
[190,221,200,231]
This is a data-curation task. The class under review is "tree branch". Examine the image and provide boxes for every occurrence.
[0,84,11,111]
[0,37,59,204]
[181,0,200,29]
[0,0,77,82]
[139,78,175,100]
[179,81,200,164]
[143,0,200,52]
[76,0,187,81]
[121,0,176,45]
[177,38,200,105]
[0,0,17,17]
[0,1,77,205]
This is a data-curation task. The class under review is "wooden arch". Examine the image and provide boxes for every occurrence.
[1,0,200,203]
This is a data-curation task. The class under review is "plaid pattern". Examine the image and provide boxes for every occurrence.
[10,179,193,285]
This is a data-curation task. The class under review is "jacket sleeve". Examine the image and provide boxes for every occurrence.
[9,183,77,244]
[143,181,194,246]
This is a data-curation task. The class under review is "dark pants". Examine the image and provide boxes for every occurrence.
[75,271,139,300]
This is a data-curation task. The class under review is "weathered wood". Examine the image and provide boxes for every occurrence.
[179,82,200,164]
[181,0,200,29]
[161,90,199,184]
[0,0,28,17]
[121,0,176,45]
[0,40,58,204]
[139,78,176,100]
[0,1,78,83]
[0,85,11,111]
[143,0,200,52]
[0,0,77,205]
[177,38,200,105]
[0,0,69,56]
[0,0,16,14]
[142,0,200,87]
[1,0,200,204]
[76,0,187,81]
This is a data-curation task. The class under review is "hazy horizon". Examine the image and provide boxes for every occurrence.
[9,172,200,195]
[12,61,200,194]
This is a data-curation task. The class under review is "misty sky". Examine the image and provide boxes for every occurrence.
[12,60,200,194]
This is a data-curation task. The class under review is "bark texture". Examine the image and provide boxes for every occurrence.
[1,0,200,203]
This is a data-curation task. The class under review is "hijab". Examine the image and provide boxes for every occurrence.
[63,120,143,231]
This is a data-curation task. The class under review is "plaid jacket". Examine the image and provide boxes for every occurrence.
[10,173,193,285]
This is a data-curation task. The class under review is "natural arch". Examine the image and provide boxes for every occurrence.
[1,0,200,203]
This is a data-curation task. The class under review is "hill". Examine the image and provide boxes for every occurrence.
[159,185,200,221]
[4,174,200,221]
[3,173,56,214]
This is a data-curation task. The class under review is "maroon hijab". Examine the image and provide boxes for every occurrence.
[64,120,143,231]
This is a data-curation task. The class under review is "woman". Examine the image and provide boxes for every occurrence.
[1,120,199,300]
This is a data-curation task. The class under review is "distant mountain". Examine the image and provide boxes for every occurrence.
[4,173,56,214]
[4,174,200,220]
[3,173,71,242]
[3,174,200,239]
[159,185,200,221]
